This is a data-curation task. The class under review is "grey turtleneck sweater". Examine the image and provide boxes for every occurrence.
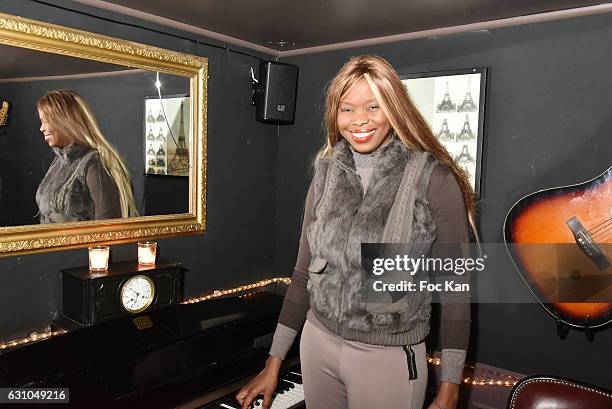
[352,147,377,193]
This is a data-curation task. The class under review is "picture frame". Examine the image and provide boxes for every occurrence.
[144,94,191,177]
[401,67,487,196]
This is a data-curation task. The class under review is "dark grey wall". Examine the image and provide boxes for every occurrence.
[275,14,612,388]
[0,0,277,341]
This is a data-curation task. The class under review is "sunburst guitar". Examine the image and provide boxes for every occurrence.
[504,165,612,335]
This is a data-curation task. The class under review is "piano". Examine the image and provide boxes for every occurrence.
[0,291,305,409]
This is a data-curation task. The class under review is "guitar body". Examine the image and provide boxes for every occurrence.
[504,165,612,328]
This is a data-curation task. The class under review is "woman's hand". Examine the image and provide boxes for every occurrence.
[427,381,460,409]
[235,355,282,409]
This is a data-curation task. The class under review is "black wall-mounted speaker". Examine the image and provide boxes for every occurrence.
[254,61,299,125]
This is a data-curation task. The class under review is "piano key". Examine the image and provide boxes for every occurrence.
[270,385,304,409]
[244,388,303,409]
[284,372,302,384]
[220,397,241,409]
[202,366,304,409]
[276,380,292,392]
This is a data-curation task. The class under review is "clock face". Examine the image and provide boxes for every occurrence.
[120,275,155,313]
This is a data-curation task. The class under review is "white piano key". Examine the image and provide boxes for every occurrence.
[249,389,305,409]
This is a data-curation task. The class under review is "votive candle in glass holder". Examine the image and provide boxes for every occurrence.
[138,241,157,266]
[88,246,109,271]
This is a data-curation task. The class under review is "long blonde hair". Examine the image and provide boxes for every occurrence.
[323,55,477,237]
[37,89,138,218]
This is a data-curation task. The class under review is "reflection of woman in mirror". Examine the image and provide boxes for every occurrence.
[35,89,138,223]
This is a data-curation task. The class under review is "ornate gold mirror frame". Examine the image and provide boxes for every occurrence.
[0,12,207,257]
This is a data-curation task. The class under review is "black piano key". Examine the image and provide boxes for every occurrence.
[220,396,241,408]
[239,394,265,409]
[278,379,293,391]
[284,372,302,384]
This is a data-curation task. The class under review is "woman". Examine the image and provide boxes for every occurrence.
[36,89,138,223]
[238,56,476,409]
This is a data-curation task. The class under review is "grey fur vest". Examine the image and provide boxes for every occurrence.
[36,144,99,224]
[307,138,438,346]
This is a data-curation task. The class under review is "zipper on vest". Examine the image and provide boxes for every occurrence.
[402,345,418,380]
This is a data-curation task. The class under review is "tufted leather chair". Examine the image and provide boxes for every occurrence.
[507,376,612,409]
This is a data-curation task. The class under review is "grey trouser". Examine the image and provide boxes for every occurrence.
[299,315,428,409]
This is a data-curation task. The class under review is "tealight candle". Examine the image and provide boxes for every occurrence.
[138,241,157,265]
[88,246,109,271]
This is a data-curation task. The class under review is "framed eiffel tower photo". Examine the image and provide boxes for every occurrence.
[400,68,487,197]
[144,94,191,177]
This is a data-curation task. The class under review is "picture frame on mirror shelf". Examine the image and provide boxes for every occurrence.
[144,94,191,177]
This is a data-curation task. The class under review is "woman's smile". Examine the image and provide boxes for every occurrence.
[337,79,391,153]
[350,129,376,143]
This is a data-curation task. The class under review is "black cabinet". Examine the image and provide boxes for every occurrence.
[58,259,185,329]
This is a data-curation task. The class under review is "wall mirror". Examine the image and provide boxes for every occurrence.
[0,12,208,256]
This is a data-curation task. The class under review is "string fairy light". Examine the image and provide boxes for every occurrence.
[0,329,67,351]
[462,377,518,387]
[427,356,519,387]
[181,277,291,304]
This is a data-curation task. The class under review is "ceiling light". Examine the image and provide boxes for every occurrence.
[267,40,295,47]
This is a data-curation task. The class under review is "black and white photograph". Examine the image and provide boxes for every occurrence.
[144,95,191,177]
[402,68,487,195]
